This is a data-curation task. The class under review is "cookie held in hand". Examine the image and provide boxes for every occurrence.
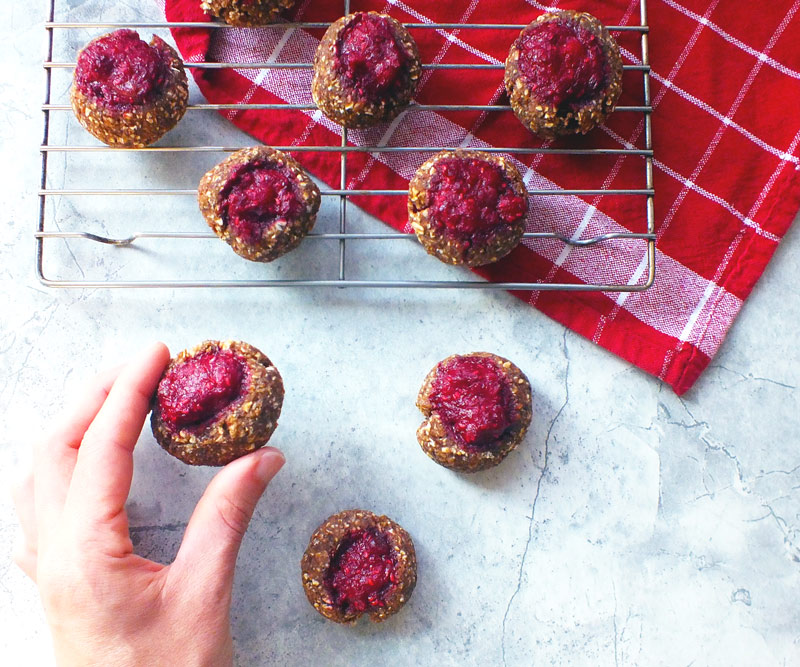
[150,340,284,466]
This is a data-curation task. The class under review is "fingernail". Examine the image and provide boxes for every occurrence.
[256,447,285,484]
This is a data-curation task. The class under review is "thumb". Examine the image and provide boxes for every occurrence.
[172,447,284,596]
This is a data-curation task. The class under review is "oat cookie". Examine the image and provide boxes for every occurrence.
[70,30,188,148]
[201,0,296,27]
[408,150,528,267]
[150,340,284,466]
[198,146,321,263]
[504,10,623,138]
[312,12,421,129]
[416,352,532,472]
[301,509,417,624]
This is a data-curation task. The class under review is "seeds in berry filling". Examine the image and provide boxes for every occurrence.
[416,352,533,472]
[157,350,246,431]
[74,29,172,111]
[326,530,398,613]
[220,163,304,244]
[408,150,528,267]
[515,20,608,110]
[429,355,515,449]
[427,157,527,245]
[336,13,409,100]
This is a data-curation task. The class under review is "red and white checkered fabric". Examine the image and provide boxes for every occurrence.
[163,0,800,395]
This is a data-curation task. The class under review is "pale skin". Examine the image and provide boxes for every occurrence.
[11,342,285,667]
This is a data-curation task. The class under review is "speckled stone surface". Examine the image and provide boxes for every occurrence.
[1,2,800,666]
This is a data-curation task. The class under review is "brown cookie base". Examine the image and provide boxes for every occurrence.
[201,0,296,27]
[198,146,321,263]
[301,509,417,624]
[416,352,532,473]
[504,11,623,138]
[408,150,528,267]
[70,35,188,148]
[150,340,284,466]
[312,12,421,129]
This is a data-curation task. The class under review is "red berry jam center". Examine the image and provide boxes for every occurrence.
[515,19,608,110]
[157,350,246,431]
[326,529,398,613]
[427,158,527,245]
[430,356,516,449]
[74,29,172,111]
[336,13,409,100]
[220,162,304,244]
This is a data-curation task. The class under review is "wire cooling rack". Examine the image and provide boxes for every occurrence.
[37,0,655,290]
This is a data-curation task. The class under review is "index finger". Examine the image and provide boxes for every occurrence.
[33,364,123,538]
[65,342,170,530]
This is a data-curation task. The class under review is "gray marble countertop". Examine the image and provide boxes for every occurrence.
[1,2,799,665]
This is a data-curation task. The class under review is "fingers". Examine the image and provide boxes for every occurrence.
[33,365,123,539]
[12,541,38,581]
[172,448,284,597]
[12,469,38,580]
[13,469,37,554]
[66,343,170,533]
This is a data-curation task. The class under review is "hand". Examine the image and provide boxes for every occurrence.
[11,342,285,667]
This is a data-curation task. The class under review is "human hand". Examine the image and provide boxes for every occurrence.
[12,342,285,667]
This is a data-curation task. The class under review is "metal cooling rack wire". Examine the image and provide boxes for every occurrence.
[37,0,655,290]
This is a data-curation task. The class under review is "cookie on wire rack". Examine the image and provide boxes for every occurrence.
[70,29,188,148]
[312,11,422,129]
[201,0,296,26]
[504,10,623,138]
[198,146,321,263]
[408,150,529,267]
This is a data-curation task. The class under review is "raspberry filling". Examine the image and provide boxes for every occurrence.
[336,13,409,100]
[427,158,527,245]
[430,356,516,449]
[220,162,304,244]
[326,530,398,613]
[74,29,172,111]
[157,350,246,431]
[515,19,608,110]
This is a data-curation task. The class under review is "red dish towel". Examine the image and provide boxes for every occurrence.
[163,0,800,395]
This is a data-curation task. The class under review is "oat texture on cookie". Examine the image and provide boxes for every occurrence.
[70,29,188,148]
[301,509,417,624]
[150,340,284,466]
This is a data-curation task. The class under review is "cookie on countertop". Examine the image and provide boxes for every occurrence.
[416,352,532,473]
[301,509,417,624]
